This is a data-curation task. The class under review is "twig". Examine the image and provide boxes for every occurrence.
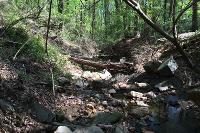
[50,68,55,97]
[13,38,32,61]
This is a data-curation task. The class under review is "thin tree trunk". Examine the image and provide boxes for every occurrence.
[58,0,64,14]
[104,0,110,39]
[192,0,198,31]
[163,0,167,30]
[91,0,96,39]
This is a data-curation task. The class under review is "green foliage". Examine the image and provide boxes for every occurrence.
[2,0,199,45]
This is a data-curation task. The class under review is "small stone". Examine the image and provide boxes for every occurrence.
[155,83,169,92]
[54,126,72,133]
[135,82,149,88]
[129,91,144,98]
[108,89,116,94]
[145,91,156,98]
[102,101,108,106]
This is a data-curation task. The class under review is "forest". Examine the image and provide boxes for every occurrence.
[0,0,200,132]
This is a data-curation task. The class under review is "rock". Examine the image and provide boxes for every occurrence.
[75,79,89,89]
[111,99,127,107]
[136,100,149,107]
[154,81,171,92]
[143,61,162,74]
[102,101,108,106]
[82,69,112,81]
[91,80,109,90]
[108,89,116,94]
[187,88,200,106]
[130,107,150,118]
[95,94,101,99]
[129,91,144,98]
[178,100,194,110]
[141,128,154,133]
[74,126,104,133]
[54,126,72,133]
[30,101,55,123]
[0,99,15,112]
[99,69,112,80]
[145,91,156,98]
[135,82,149,88]
[93,112,123,124]
[167,94,179,106]
[158,56,178,77]
[156,86,169,92]
[57,77,70,86]
[114,126,128,133]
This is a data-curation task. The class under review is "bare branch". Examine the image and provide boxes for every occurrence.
[123,0,194,68]
[174,0,200,27]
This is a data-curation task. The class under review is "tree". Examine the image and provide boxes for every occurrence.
[191,0,198,31]
[104,0,110,39]
[57,0,64,14]
[91,0,96,39]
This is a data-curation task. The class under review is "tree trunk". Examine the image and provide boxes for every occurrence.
[91,0,96,39]
[192,0,198,31]
[163,0,168,30]
[57,0,64,14]
[104,0,110,39]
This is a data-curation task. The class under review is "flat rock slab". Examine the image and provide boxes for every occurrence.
[93,112,123,124]
[30,101,55,123]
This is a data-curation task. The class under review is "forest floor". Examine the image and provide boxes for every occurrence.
[0,29,200,133]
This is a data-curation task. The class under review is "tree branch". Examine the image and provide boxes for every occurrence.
[123,0,193,68]
[174,0,200,27]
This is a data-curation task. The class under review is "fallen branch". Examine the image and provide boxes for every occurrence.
[13,38,32,61]
[69,56,134,74]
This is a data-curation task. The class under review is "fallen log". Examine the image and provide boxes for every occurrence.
[69,56,134,74]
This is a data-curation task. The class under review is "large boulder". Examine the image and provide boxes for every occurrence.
[74,126,104,133]
[143,61,162,74]
[93,112,123,124]
[54,126,72,133]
